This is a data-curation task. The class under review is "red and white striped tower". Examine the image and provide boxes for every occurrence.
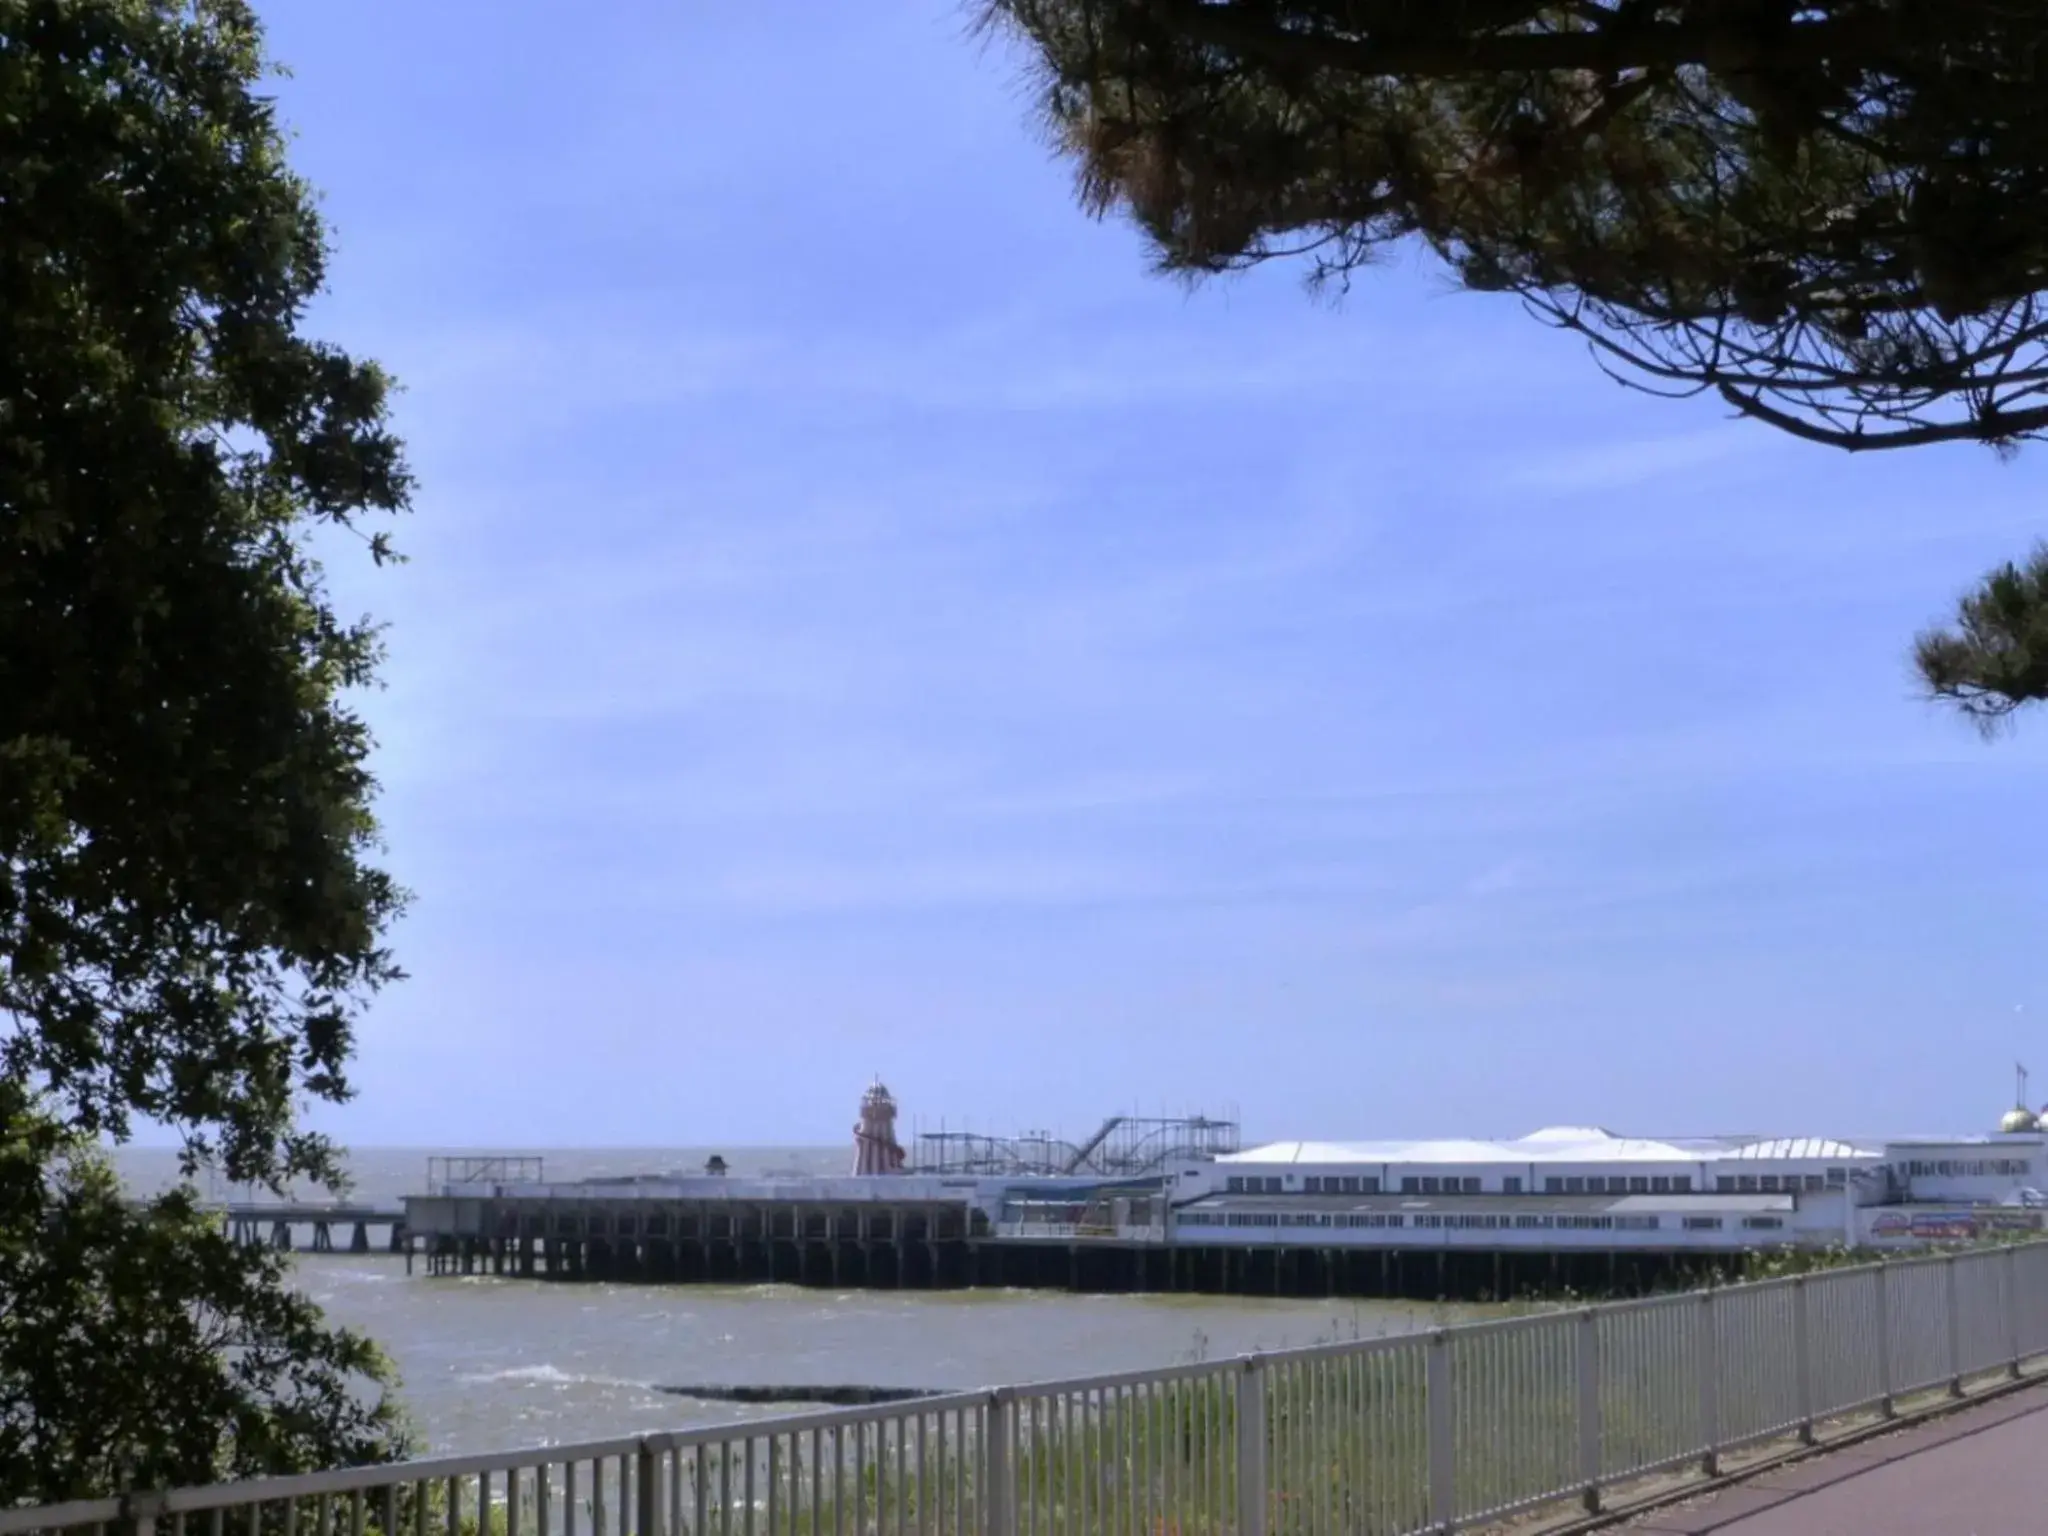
[852,1078,907,1175]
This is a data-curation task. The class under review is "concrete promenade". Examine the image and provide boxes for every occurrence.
[1626,1382,2048,1533]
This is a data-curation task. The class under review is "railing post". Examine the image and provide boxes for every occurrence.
[2006,1245,2025,1380]
[1792,1277,1815,1445]
[1237,1356,1267,1536]
[1697,1289,1721,1475]
[1874,1261,1895,1417]
[636,1438,661,1536]
[1576,1309,1601,1514]
[122,1492,164,1536]
[1427,1330,1456,1534]
[986,1391,1014,1536]
[1945,1253,1966,1397]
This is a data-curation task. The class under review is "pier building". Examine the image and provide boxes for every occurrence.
[397,1081,2048,1300]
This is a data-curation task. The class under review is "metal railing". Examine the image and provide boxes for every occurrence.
[426,1156,548,1188]
[8,1242,2047,1536]
[993,1222,1168,1244]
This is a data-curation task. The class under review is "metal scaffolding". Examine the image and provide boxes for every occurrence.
[912,1113,1240,1177]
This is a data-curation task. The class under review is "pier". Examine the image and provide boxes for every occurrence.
[401,1181,1746,1299]
[219,1202,408,1254]
[395,1088,2048,1300]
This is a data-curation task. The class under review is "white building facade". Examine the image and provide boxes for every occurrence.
[1164,1125,2048,1252]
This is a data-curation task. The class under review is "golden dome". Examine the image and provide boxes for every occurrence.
[2001,1106,2040,1135]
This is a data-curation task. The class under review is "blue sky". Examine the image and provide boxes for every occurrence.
[254,1,2047,1150]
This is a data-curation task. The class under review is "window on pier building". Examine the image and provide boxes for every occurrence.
[1461,1176,1481,1194]
[1401,1177,1420,1194]
[1827,1167,1847,1187]
[1502,1176,1523,1195]
[1901,1157,2031,1179]
[1419,1176,1442,1194]
[1262,1177,1283,1194]
[1565,1177,1586,1194]
[1651,1176,1671,1193]
[1303,1177,1321,1193]
[1674,1176,1692,1192]
[1545,1177,1564,1194]
[1803,1174,1825,1192]
[1628,1176,1649,1193]
[1227,1177,1245,1193]
[1361,1176,1382,1193]
[1716,1176,1736,1193]
[1760,1175,1781,1193]
[1743,1216,1784,1231]
[1683,1216,1722,1231]
[1738,1176,1759,1193]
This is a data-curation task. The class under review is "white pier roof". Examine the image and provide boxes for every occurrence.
[1720,1137,1874,1161]
[1222,1127,1882,1167]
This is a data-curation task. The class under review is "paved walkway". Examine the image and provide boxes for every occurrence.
[1625,1383,2048,1534]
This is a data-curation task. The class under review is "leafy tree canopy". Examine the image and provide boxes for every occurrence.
[2,0,411,1496]
[1,0,406,1184]
[0,1091,406,1502]
[981,0,2048,715]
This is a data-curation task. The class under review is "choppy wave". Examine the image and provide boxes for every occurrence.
[458,1364,649,1391]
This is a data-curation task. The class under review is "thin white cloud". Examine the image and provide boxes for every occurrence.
[711,856,1167,914]
[1501,427,1764,494]
[374,298,1548,438]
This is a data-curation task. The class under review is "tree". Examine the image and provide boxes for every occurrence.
[978,0,2048,717]
[1914,543,2048,730]
[2,0,410,1496]
[0,1092,405,1502]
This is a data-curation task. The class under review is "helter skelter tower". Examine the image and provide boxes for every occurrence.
[852,1078,907,1175]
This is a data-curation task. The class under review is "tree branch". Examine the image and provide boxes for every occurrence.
[1717,384,2048,449]
[1155,0,1890,82]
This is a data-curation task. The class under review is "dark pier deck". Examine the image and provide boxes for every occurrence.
[219,1203,408,1253]
[403,1186,1741,1301]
